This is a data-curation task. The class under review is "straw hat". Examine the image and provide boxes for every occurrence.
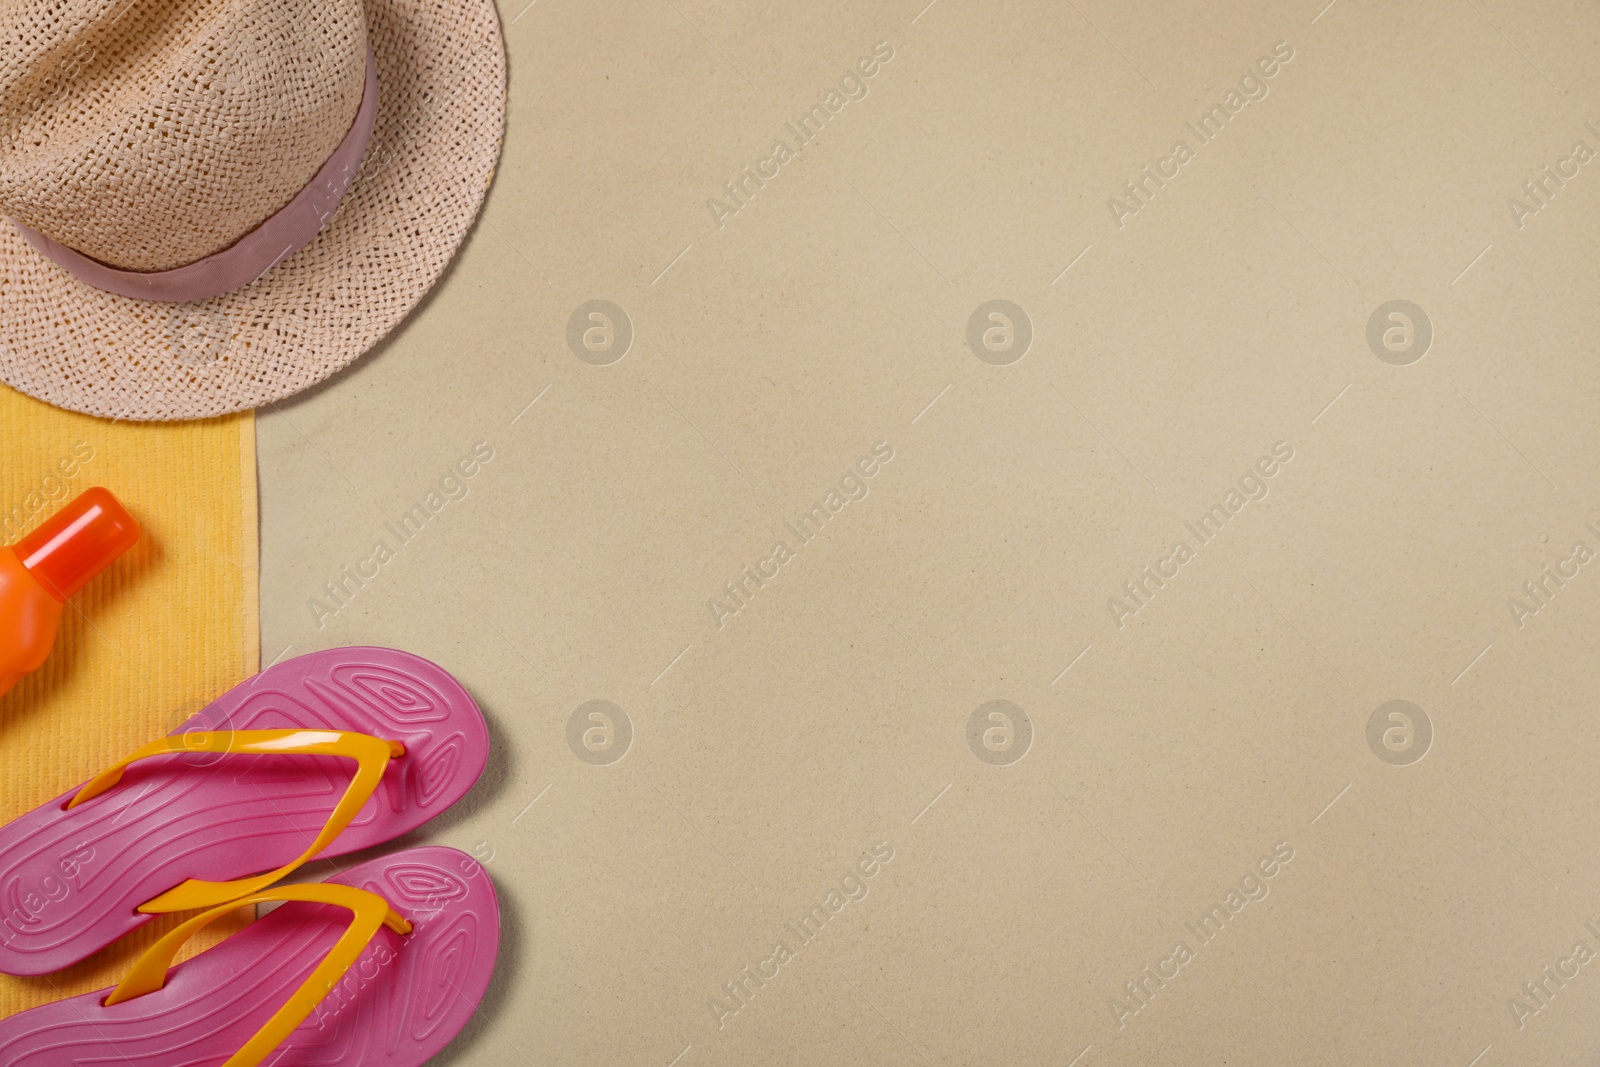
[0,0,506,421]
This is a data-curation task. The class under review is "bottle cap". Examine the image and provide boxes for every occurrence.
[14,487,142,601]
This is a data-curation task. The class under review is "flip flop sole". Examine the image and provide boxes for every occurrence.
[0,846,501,1066]
[0,648,489,975]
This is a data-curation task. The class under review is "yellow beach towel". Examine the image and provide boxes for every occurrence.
[0,387,258,1016]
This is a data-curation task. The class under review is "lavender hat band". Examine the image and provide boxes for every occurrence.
[12,49,378,304]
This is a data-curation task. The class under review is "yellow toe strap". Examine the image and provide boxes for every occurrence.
[103,883,412,1067]
[67,729,405,913]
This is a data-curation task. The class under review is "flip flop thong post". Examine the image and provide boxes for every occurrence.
[0,647,489,975]
[0,846,501,1066]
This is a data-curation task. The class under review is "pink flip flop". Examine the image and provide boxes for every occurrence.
[0,647,489,976]
[0,846,501,1067]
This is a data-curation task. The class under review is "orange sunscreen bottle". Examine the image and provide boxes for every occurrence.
[0,487,141,698]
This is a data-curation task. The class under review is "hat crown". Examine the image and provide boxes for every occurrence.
[0,0,368,273]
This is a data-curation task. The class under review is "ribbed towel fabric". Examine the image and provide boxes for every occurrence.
[0,385,257,1016]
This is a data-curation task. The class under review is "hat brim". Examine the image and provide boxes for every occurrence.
[0,0,506,421]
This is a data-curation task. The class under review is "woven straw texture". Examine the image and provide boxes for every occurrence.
[0,0,506,421]
[0,0,368,272]
[0,386,258,1018]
